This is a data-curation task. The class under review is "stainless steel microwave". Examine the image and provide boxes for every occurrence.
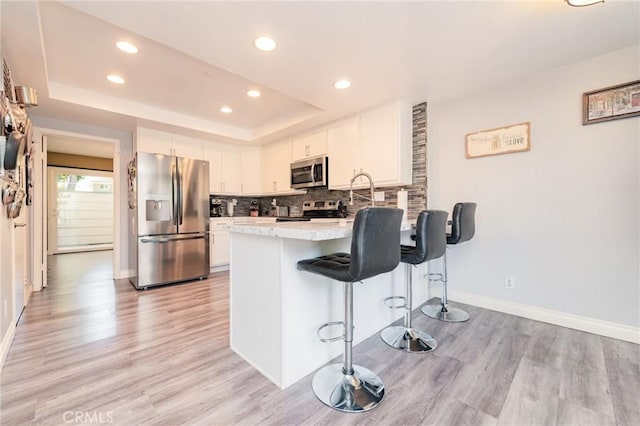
[290,156,328,189]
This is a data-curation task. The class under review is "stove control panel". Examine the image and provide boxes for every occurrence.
[302,200,339,211]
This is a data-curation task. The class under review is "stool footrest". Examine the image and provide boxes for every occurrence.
[427,273,444,283]
[317,321,345,343]
[383,296,407,310]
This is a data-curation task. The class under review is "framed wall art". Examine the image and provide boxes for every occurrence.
[583,79,640,125]
[465,122,530,159]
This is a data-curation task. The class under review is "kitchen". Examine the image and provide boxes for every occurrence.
[1,1,639,424]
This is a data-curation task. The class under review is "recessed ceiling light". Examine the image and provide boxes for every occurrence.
[247,90,261,98]
[107,74,125,84]
[116,41,138,54]
[334,79,351,90]
[220,106,233,113]
[254,36,277,52]
[565,0,604,6]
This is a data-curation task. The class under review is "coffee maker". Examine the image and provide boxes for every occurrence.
[210,197,224,217]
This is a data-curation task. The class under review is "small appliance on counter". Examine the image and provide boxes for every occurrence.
[302,199,348,219]
[210,197,224,217]
[227,198,237,217]
[270,205,289,217]
[250,200,260,217]
[269,198,289,217]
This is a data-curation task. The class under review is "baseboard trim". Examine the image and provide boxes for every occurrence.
[114,269,134,280]
[448,290,640,344]
[0,321,17,372]
[229,345,284,389]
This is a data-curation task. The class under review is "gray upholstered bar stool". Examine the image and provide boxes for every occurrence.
[422,202,477,322]
[297,207,403,413]
[380,210,448,352]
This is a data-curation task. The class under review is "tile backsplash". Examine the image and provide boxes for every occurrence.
[212,102,427,219]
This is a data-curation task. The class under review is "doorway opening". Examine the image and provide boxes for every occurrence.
[30,128,122,292]
[47,167,114,254]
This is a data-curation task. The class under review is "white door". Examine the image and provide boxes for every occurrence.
[36,134,47,289]
[13,218,27,322]
[13,153,28,322]
[48,167,114,254]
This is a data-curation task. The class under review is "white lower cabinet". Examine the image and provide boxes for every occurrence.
[210,218,231,269]
[210,217,276,270]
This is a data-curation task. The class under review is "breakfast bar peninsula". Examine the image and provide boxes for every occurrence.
[227,219,425,389]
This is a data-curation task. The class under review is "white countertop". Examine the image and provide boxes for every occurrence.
[227,219,413,241]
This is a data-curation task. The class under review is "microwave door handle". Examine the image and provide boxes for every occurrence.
[310,163,316,183]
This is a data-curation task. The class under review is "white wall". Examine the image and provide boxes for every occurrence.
[0,197,16,365]
[29,116,134,276]
[428,45,639,330]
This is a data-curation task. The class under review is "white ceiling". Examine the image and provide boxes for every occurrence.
[1,1,639,146]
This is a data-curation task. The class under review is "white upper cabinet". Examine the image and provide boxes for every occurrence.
[359,101,411,187]
[204,143,242,195]
[240,146,261,195]
[136,128,174,156]
[327,116,360,189]
[136,128,203,159]
[173,134,204,159]
[262,138,295,194]
[327,101,412,189]
[220,144,241,194]
[291,128,327,161]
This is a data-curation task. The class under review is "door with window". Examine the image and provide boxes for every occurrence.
[47,167,114,254]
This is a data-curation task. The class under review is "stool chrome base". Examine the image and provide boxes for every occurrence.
[312,363,384,412]
[422,303,470,322]
[380,325,437,352]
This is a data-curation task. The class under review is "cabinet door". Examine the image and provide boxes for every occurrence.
[262,139,292,193]
[327,116,360,189]
[203,142,223,194]
[211,220,231,267]
[360,101,411,186]
[173,135,204,160]
[221,145,241,194]
[240,146,261,195]
[136,128,173,155]
[292,129,327,161]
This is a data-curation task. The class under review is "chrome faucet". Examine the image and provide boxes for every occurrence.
[349,171,375,207]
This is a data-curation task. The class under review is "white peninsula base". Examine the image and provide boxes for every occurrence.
[228,221,427,389]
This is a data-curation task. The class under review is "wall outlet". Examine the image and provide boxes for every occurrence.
[374,191,385,201]
[3,299,7,318]
[505,276,515,289]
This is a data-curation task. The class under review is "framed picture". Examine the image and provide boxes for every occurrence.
[465,122,530,159]
[583,79,640,125]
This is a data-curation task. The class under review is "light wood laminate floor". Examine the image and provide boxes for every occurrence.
[1,251,638,425]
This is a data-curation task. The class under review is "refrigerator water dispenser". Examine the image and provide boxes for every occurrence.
[145,198,171,221]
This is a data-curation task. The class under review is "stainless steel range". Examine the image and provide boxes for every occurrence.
[302,199,348,219]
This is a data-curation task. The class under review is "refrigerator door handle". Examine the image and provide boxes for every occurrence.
[171,162,178,226]
[177,160,184,226]
[141,234,206,244]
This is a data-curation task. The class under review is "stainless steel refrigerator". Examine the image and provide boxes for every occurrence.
[129,152,210,289]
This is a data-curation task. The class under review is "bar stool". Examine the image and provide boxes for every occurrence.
[380,210,448,352]
[422,202,477,322]
[297,207,403,413]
